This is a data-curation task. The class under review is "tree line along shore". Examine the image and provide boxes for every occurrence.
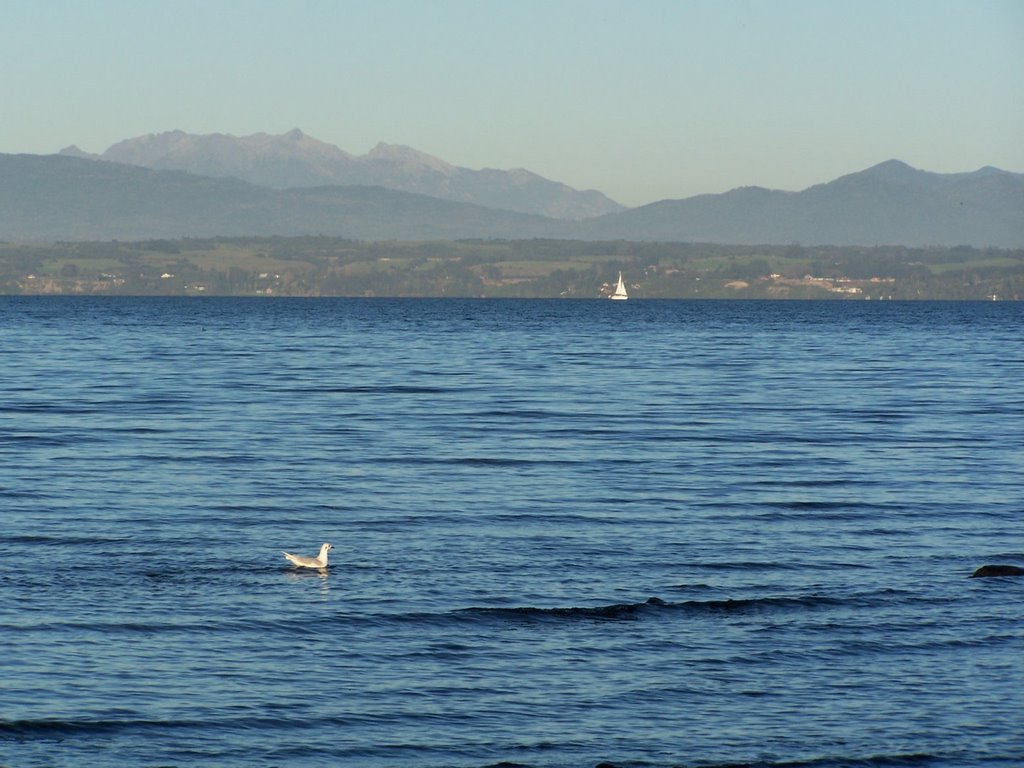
[2,237,1021,300]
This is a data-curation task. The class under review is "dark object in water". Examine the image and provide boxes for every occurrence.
[971,564,1024,578]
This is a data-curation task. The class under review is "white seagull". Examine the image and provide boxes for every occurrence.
[282,542,334,569]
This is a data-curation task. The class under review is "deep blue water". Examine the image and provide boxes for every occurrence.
[1,297,1022,768]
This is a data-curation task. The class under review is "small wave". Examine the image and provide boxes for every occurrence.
[451,593,849,625]
[0,433,83,447]
[3,533,131,545]
[472,751,973,768]
[286,384,454,395]
[0,488,60,501]
[676,594,850,614]
[695,560,806,572]
[621,751,950,768]
[0,713,345,738]
[0,402,77,414]
[457,598,666,623]
[4,612,319,637]
[375,455,578,468]
[0,717,195,737]
[764,500,862,510]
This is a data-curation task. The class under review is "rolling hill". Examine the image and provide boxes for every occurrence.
[577,160,1024,247]
[0,153,564,241]
[3,152,1021,247]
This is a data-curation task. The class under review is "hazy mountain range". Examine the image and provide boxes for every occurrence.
[60,129,623,220]
[586,160,1024,247]
[0,130,1020,246]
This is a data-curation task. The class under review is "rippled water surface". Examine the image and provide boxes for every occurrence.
[2,297,1022,768]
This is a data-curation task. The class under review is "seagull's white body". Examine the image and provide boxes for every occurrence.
[282,542,334,569]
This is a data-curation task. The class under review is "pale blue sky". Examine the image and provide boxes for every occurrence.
[3,0,1022,206]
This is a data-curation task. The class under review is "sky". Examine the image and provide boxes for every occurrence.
[3,0,1022,207]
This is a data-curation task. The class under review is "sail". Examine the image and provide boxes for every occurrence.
[610,271,628,300]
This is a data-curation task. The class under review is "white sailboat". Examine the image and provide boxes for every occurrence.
[610,271,628,300]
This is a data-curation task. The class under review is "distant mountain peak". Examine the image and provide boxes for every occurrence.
[869,158,915,173]
[819,159,937,190]
[727,185,773,196]
[58,145,97,160]
[971,165,1018,179]
[81,129,623,219]
[854,159,928,181]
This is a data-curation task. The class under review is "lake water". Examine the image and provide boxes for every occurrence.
[1,297,1022,768]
